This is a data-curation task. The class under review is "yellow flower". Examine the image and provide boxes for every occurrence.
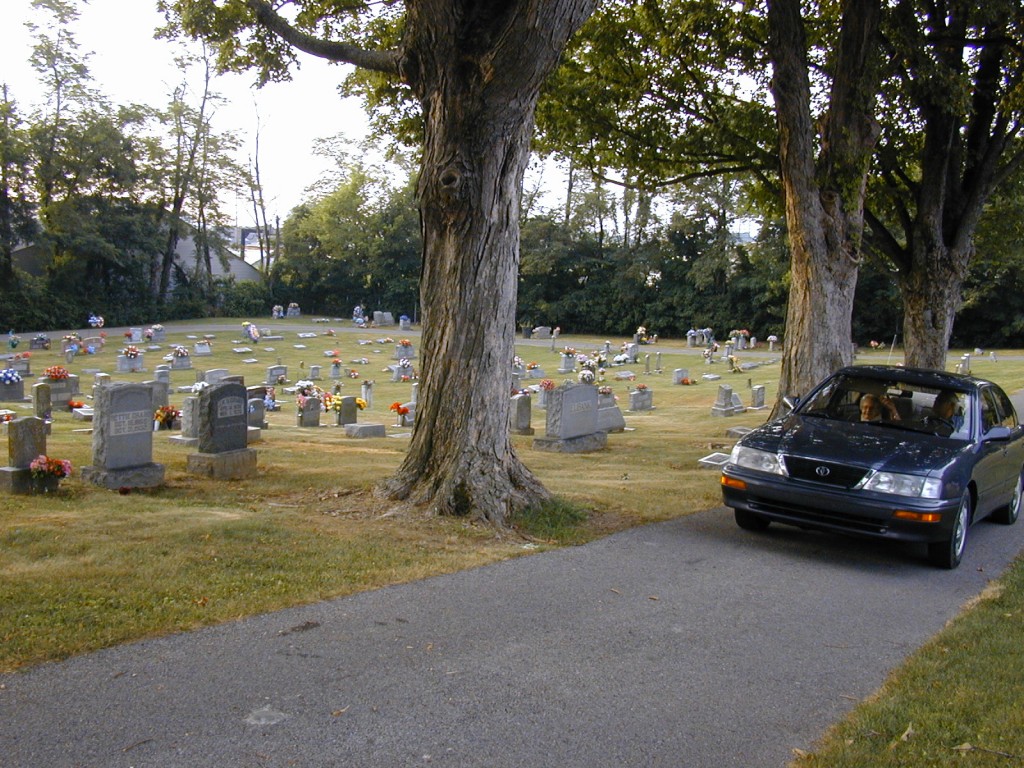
[356,398,367,410]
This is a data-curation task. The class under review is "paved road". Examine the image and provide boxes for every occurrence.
[2,504,1022,768]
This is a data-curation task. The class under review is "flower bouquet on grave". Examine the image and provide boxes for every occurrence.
[0,369,22,385]
[324,394,344,413]
[389,401,410,425]
[598,386,614,396]
[67,399,85,411]
[243,321,260,343]
[512,355,525,369]
[349,370,360,378]
[153,405,180,429]
[526,362,540,371]
[578,369,596,385]
[634,383,649,391]
[539,379,556,391]
[122,345,141,359]
[34,334,52,349]
[191,381,210,394]
[377,337,394,344]
[0,413,14,423]
[43,365,70,380]
[561,347,577,356]
[398,338,412,347]
[172,345,190,357]
[355,398,367,410]
[30,454,72,492]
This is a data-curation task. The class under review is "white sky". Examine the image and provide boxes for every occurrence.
[1,0,369,223]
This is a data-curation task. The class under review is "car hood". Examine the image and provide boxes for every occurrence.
[742,415,968,475]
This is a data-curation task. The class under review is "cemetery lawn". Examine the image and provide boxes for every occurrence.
[3,320,1024,768]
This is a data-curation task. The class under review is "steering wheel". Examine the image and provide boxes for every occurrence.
[925,415,954,433]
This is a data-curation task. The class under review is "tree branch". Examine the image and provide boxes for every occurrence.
[246,0,401,75]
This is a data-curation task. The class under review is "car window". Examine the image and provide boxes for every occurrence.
[981,388,1001,433]
[989,386,1018,429]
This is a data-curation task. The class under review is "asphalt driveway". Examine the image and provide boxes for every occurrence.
[2,503,1022,768]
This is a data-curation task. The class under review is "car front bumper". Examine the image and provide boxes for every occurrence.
[721,466,961,544]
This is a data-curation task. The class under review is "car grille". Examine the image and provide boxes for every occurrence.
[782,456,869,489]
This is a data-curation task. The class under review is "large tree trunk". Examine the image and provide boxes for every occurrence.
[767,0,881,407]
[377,0,595,524]
[899,243,970,369]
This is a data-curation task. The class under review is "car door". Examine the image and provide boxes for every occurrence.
[973,386,1021,516]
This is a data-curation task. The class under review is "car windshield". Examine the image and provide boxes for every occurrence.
[798,373,971,439]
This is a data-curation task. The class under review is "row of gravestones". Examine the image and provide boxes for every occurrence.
[0,381,261,493]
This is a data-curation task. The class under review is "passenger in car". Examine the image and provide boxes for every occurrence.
[860,393,901,422]
[928,390,964,434]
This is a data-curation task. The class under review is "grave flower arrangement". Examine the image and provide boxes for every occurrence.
[561,347,577,356]
[389,401,409,416]
[598,386,614,396]
[173,346,190,357]
[355,398,367,410]
[0,369,22,384]
[512,355,525,369]
[67,399,85,411]
[191,381,210,394]
[153,405,180,428]
[34,334,51,349]
[526,362,540,370]
[539,379,556,391]
[62,333,82,344]
[0,412,13,423]
[7,332,20,349]
[122,345,141,359]
[398,338,412,347]
[348,370,360,378]
[30,454,72,480]
[43,365,70,380]
[634,382,649,391]
[578,369,596,384]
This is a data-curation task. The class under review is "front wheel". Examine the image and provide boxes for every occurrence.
[928,492,971,569]
[735,509,771,532]
[991,471,1023,525]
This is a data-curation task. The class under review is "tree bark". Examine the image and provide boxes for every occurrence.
[767,0,881,408]
[374,0,595,524]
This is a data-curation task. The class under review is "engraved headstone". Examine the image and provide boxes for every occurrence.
[82,383,165,488]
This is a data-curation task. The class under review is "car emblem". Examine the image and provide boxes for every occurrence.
[815,466,831,477]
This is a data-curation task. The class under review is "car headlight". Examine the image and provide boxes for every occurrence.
[729,444,787,476]
[857,472,943,499]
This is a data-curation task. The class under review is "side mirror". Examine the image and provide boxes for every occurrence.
[984,425,1012,442]
[781,395,799,414]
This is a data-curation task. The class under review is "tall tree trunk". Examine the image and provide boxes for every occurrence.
[378,0,595,524]
[767,0,881,406]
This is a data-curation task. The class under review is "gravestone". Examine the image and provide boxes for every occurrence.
[629,388,654,411]
[144,380,170,410]
[93,372,112,389]
[153,365,171,385]
[399,316,412,331]
[248,398,267,429]
[335,396,359,426]
[266,365,288,386]
[204,368,230,385]
[186,382,257,479]
[115,354,144,373]
[624,343,639,364]
[170,353,192,370]
[330,361,342,379]
[169,396,200,446]
[381,311,394,325]
[0,417,48,493]
[558,354,575,374]
[750,385,767,410]
[81,383,165,489]
[532,383,607,453]
[193,341,213,357]
[308,365,322,381]
[532,326,551,339]
[673,369,690,385]
[394,343,415,360]
[711,384,745,417]
[129,328,143,343]
[373,311,385,325]
[297,396,322,427]
[0,375,25,403]
[655,352,663,373]
[597,398,626,433]
[360,381,374,409]
[32,382,52,424]
[510,393,534,435]
[30,336,50,351]
[40,374,80,407]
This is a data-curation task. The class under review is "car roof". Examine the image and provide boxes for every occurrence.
[832,365,989,392]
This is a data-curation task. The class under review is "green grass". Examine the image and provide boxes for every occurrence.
[5,319,1024,768]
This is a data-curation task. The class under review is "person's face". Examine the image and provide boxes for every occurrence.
[860,396,880,421]
[936,397,955,419]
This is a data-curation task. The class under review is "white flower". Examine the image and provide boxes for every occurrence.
[191,381,210,393]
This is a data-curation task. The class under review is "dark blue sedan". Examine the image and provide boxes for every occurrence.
[721,365,1024,568]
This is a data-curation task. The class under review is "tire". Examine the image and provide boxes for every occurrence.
[991,471,1023,525]
[735,509,771,532]
[928,492,971,569]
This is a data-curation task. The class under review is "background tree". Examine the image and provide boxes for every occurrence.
[0,86,38,282]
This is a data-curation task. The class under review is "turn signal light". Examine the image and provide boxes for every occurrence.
[893,510,942,523]
[721,476,747,490]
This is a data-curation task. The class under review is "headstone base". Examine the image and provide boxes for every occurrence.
[168,435,199,447]
[0,466,33,493]
[247,426,262,443]
[344,423,387,438]
[532,432,608,453]
[187,448,257,479]
[81,462,165,489]
[597,408,626,433]
[511,426,535,436]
